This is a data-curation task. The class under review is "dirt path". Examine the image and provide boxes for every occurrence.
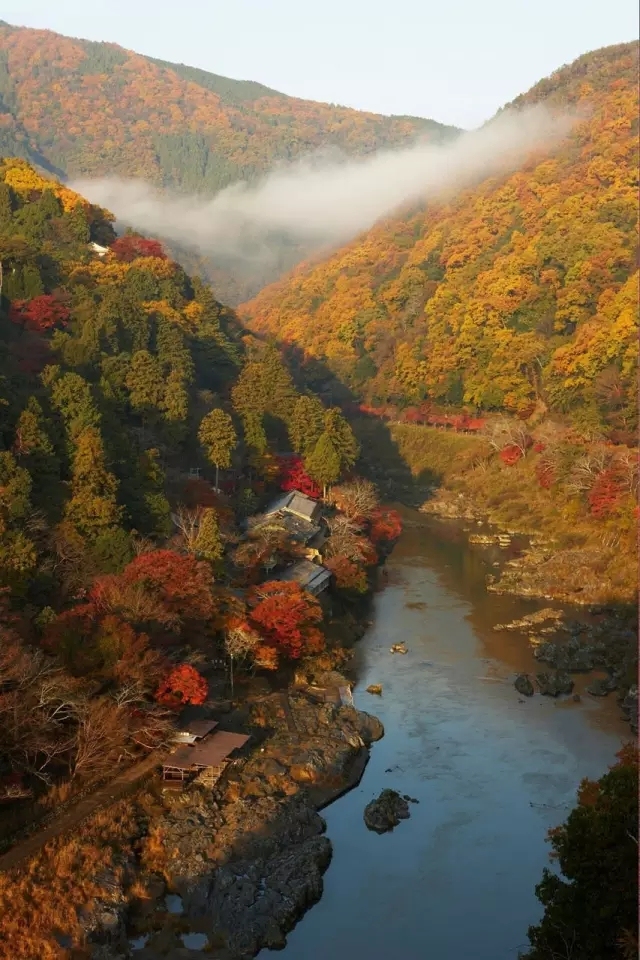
[0,751,163,874]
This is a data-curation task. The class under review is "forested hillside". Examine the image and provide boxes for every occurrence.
[243,43,638,438]
[0,20,457,302]
[0,159,395,829]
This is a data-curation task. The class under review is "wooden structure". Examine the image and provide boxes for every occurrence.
[162,730,250,788]
[275,558,332,596]
[172,719,218,746]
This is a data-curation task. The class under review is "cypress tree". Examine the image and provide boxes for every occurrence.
[64,426,122,539]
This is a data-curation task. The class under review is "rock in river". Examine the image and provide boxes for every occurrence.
[586,676,618,697]
[514,674,534,697]
[366,684,383,696]
[536,671,574,697]
[364,789,411,834]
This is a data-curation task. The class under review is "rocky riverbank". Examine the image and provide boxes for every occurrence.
[420,494,637,731]
[88,662,384,959]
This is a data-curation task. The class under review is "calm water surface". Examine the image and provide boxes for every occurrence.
[265,509,626,960]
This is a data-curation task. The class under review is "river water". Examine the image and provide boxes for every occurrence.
[265,509,627,960]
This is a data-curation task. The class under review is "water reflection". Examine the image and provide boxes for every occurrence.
[264,508,625,960]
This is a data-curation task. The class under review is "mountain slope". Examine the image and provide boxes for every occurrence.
[0,20,457,303]
[0,21,455,188]
[242,43,638,435]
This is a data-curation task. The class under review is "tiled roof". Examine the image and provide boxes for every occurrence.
[275,559,331,591]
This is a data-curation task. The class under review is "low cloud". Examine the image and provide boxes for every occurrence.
[72,105,576,269]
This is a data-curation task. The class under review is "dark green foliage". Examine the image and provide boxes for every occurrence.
[75,39,129,75]
[523,747,639,960]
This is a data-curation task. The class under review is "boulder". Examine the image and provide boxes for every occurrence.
[533,636,603,673]
[536,671,574,697]
[514,674,534,697]
[586,676,617,697]
[353,710,384,744]
[363,789,411,834]
[366,684,383,696]
[390,643,408,655]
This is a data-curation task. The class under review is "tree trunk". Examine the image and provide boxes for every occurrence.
[215,463,220,491]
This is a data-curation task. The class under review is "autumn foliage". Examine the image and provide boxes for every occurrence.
[499,445,524,466]
[110,234,167,262]
[248,580,324,662]
[369,507,402,544]
[9,295,70,332]
[325,556,368,593]
[277,456,322,498]
[243,44,638,432]
[588,467,625,517]
[155,663,208,708]
[90,550,215,627]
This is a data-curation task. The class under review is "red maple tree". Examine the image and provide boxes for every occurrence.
[325,556,367,593]
[86,550,217,632]
[369,507,402,544]
[588,468,625,518]
[248,581,323,660]
[499,444,524,466]
[277,456,322,499]
[155,664,208,708]
[9,294,70,332]
[111,234,167,262]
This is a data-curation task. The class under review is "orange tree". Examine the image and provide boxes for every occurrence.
[248,581,324,664]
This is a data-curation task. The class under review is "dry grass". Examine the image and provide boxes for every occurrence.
[385,424,637,602]
[0,791,160,960]
[139,823,170,880]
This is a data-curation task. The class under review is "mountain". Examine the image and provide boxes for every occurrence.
[0,20,457,302]
[242,43,638,437]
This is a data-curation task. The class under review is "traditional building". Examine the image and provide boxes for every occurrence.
[274,558,332,596]
[162,727,250,789]
[247,490,325,546]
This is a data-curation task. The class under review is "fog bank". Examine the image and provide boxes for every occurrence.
[72,106,576,268]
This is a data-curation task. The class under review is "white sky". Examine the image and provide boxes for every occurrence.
[3,0,638,127]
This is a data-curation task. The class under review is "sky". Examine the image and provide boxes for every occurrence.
[3,0,638,128]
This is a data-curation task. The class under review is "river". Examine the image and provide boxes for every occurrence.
[263,508,627,960]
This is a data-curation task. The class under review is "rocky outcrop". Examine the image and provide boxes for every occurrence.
[207,797,332,957]
[536,671,574,697]
[137,682,385,958]
[420,491,479,521]
[586,676,618,697]
[363,789,411,833]
[532,636,605,673]
[494,608,563,632]
[514,674,535,697]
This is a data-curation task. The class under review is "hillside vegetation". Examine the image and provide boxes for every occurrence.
[0,20,457,303]
[243,43,638,439]
[0,159,398,858]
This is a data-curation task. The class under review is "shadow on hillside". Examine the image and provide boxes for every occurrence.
[280,344,435,507]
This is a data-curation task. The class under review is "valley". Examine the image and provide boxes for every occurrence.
[0,16,637,960]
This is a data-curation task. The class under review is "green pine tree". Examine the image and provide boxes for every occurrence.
[48,371,101,440]
[198,408,237,488]
[323,408,359,471]
[14,397,61,515]
[64,427,122,540]
[289,394,326,455]
[195,508,223,563]
[125,350,165,417]
[305,432,342,496]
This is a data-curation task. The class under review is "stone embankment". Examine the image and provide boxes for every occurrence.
[90,663,384,959]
